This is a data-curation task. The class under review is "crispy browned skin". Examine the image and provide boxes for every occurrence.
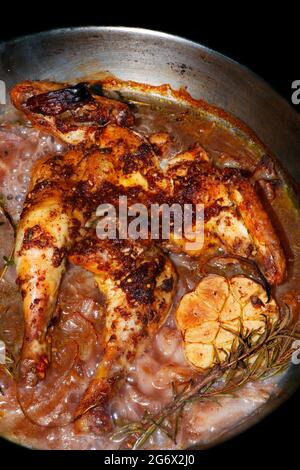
[11,81,137,385]
[11,81,171,393]
[10,80,134,144]
[14,150,87,385]
[165,145,286,284]
[66,119,173,428]
[70,237,176,430]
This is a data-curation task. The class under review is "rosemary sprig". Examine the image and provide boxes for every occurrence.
[111,307,300,449]
[0,196,16,281]
[0,196,15,232]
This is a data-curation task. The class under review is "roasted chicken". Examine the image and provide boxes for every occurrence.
[10,80,286,432]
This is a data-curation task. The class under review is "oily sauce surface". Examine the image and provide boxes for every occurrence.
[0,98,299,449]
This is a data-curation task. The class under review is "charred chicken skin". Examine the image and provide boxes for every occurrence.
[165,145,286,284]
[10,80,286,431]
[10,80,134,144]
[70,237,176,430]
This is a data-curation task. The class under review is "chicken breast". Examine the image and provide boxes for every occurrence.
[176,274,279,370]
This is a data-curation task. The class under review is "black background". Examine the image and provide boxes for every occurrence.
[0,6,299,109]
[0,4,299,466]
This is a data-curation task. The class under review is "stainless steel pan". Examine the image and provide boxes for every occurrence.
[0,26,300,449]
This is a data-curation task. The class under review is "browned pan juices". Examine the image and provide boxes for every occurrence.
[0,79,299,449]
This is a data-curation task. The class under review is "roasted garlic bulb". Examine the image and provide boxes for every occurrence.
[176,274,279,370]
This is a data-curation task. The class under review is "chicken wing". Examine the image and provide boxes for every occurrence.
[165,144,286,284]
[10,81,137,385]
[10,80,134,144]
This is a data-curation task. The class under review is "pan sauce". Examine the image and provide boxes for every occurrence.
[0,87,300,450]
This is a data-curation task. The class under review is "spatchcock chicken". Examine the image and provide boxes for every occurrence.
[10,80,286,432]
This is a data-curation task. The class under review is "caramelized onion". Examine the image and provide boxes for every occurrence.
[16,341,80,427]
